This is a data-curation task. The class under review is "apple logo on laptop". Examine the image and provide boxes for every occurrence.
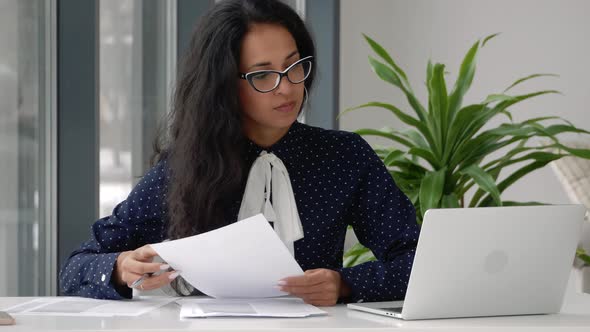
[484,250,509,274]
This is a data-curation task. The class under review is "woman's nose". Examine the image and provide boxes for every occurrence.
[273,75,295,95]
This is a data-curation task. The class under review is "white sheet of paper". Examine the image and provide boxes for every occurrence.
[151,214,304,298]
[2,297,177,317]
[177,298,327,318]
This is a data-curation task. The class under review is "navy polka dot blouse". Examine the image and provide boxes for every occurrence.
[59,121,419,303]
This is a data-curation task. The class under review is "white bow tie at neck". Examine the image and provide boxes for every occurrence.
[238,151,304,256]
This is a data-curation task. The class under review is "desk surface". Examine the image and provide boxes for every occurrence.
[2,273,590,332]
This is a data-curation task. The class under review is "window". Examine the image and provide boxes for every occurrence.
[99,0,175,217]
[0,0,54,296]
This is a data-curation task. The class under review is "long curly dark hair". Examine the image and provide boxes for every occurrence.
[151,0,316,294]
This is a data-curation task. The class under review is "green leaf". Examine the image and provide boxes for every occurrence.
[480,160,554,206]
[383,149,405,166]
[407,190,419,205]
[449,90,561,165]
[419,168,446,217]
[426,59,433,87]
[428,63,449,150]
[406,92,430,125]
[539,124,590,136]
[343,243,376,267]
[340,103,439,156]
[362,33,412,91]
[499,110,513,122]
[391,173,421,193]
[441,193,460,208]
[482,33,501,47]
[353,128,414,148]
[504,73,559,93]
[408,147,440,169]
[401,129,429,149]
[558,144,590,159]
[389,157,429,174]
[460,165,502,206]
[502,201,548,206]
[447,39,480,129]
[476,145,571,200]
[523,116,562,124]
[482,94,516,104]
[454,136,516,173]
[362,34,430,127]
[373,146,391,159]
[576,248,590,266]
[339,102,419,127]
[354,250,377,265]
[492,90,561,113]
[466,167,501,207]
[367,59,434,149]
[364,48,430,128]
[479,122,536,137]
[368,56,403,89]
[488,151,565,174]
[443,104,487,164]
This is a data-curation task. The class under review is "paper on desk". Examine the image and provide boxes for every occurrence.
[177,297,327,318]
[2,296,177,317]
[151,214,304,298]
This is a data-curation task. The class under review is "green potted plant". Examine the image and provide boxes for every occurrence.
[341,33,590,270]
[575,245,590,293]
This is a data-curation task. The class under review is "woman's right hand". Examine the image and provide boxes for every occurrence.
[114,245,179,291]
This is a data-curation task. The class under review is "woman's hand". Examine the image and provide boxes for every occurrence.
[278,269,351,306]
[114,245,179,291]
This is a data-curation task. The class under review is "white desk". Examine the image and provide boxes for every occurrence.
[2,272,590,332]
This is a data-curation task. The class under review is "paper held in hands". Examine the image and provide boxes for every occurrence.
[150,214,304,299]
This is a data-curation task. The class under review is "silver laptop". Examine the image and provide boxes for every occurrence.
[348,205,585,320]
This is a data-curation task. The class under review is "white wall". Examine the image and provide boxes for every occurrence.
[339,0,590,205]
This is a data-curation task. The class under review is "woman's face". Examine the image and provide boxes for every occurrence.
[238,23,305,135]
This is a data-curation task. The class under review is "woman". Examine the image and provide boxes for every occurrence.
[60,0,419,306]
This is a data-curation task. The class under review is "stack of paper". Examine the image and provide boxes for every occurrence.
[177,298,326,318]
[2,297,177,317]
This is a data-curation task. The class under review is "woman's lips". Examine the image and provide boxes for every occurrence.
[274,101,296,113]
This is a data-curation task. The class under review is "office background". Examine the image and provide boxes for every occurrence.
[1,0,588,296]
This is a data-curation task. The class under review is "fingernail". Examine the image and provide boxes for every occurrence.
[277,280,286,286]
[169,271,180,280]
[160,264,170,270]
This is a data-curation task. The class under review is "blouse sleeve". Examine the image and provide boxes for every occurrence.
[59,159,170,299]
[338,134,420,303]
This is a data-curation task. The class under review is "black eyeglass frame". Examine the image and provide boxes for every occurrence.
[239,56,313,93]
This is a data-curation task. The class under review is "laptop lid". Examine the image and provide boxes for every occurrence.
[397,205,585,320]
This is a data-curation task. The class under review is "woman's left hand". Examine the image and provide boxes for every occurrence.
[278,268,351,306]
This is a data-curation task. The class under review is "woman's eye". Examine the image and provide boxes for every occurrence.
[253,73,270,80]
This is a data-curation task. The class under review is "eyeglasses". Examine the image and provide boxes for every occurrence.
[239,56,313,93]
